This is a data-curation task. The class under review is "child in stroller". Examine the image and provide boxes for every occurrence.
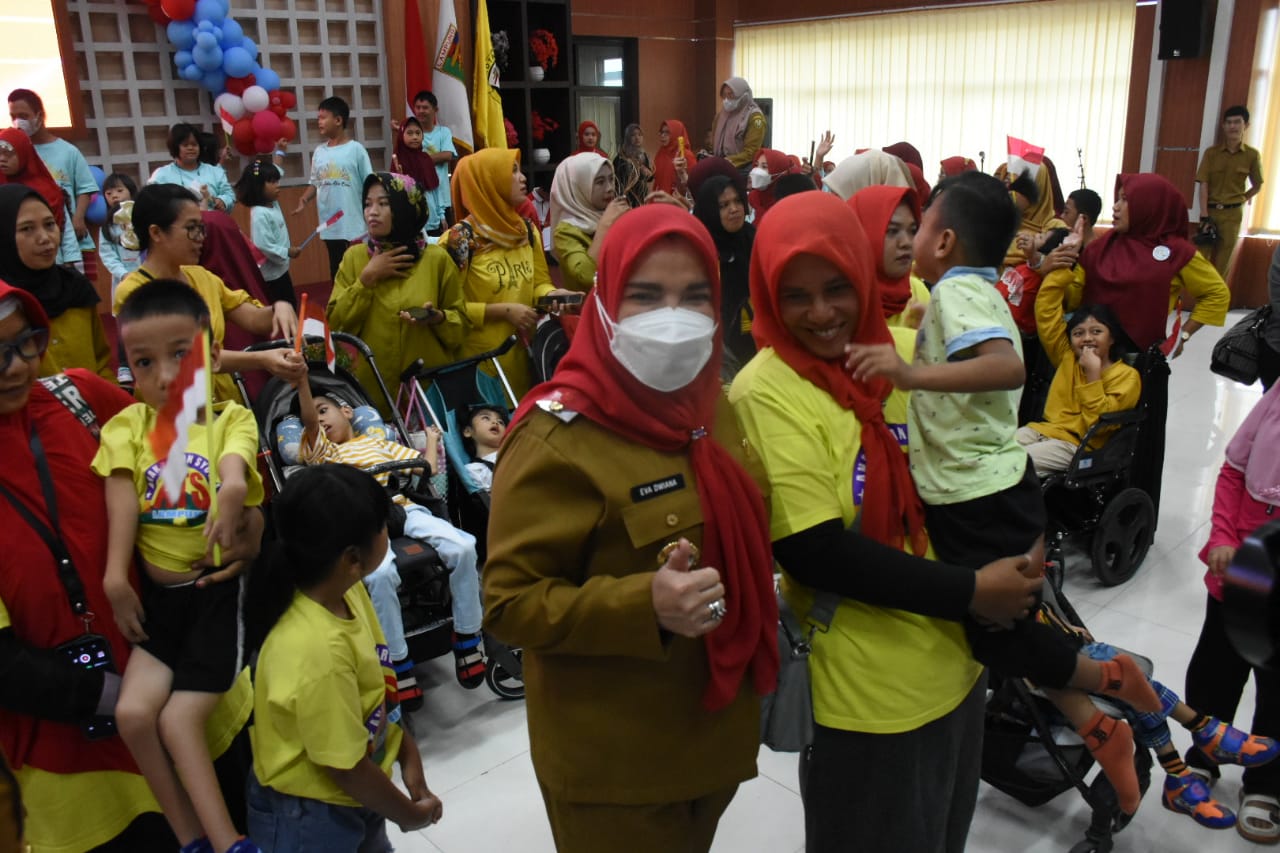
[461,403,507,492]
[293,369,487,698]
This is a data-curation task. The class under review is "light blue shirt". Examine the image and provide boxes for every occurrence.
[34,138,97,253]
[309,140,374,241]
[149,162,235,212]
[422,124,456,230]
[99,231,141,290]
[251,203,292,281]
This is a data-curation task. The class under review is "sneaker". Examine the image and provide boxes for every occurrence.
[1192,718,1280,767]
[1162,772,1237,829]
[453,631,486,690]
[224,840,262,853]
[1185,745,1222,785]
[179,840,213,853]
[392,657,424,712]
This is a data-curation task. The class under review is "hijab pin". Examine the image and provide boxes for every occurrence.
[1152,245,1171,262]
[690,426,708,441]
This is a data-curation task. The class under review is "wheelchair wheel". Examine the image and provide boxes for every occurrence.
[1090,488,1155,586]
[485,648,525,700]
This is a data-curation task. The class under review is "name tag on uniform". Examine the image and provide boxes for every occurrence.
[631,473,686,502]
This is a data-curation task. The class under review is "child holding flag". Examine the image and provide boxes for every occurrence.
[92,280,273,853]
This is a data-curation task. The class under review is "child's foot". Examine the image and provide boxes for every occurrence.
[1162,772,1237,828]
[1185,745,1222,785]
[453,631,486,689]
[1192,718,1280,767]
[1079,711,1142,814]
[393,657,424,712]
[179,840,213,853]
[1095,654,1162,713]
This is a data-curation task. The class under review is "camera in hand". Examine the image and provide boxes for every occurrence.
[57,634,118,740]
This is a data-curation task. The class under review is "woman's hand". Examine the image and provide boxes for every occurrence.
[399,302,445,326]
[258,348,306,383]
[270,301,299,341]
[192,506,265,587]
[598,198,629,232]
[815,131,835,165]
[1040,243,1080,273]
[491,302,538,334]
[104,574,148,643]
[970,554,1041,627]
[651,539,726,638]
[1207,545,1237,578]
[360,246,416,286]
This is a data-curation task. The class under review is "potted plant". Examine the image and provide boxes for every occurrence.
[528,28,558,82]
[491,30,511,75]
[531,111,559,164]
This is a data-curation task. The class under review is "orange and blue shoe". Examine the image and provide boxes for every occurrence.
[1162,772,1237,828]
[1192,718,1280,767]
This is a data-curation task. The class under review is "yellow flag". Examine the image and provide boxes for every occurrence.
[472,0,507,150]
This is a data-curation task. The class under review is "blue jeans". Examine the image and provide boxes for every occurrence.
[365,503,482,660]
[246,772,391,852]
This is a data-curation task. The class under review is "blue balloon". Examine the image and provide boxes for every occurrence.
[219,19,243,45]
[240,37,258,61]
[167,20,196,50]
[196,31,217,49]
[181,63,204,82]
[194,45,223,72]
[194,0,224,25]
[88,165,106,190]
[196,19,215,33]
[201,70,227,95]
[85,194,107,226]
[254,68,280,92]
[174,50,194,70]
[222,46,253,78]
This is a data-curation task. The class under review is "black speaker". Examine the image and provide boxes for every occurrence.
[1159,0,1211,60]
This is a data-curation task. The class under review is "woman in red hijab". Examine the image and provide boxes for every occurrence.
[746,148,796,220]
[0,128,65,234]
[728,191,1038,853]
[483,205,777,853]
[572,120,607,158]
[939,156,977,181]
[847,185,930,327]
[651,119,692,197]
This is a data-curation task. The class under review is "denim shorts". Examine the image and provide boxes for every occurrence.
[246,772,391,853]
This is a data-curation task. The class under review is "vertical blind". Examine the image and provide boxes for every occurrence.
[735,0,1137,203]
[1248,6,1279,233]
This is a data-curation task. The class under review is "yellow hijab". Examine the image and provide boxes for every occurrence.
[452,148,528,249]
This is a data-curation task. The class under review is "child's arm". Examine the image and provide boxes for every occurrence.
[294,367,320,455]
[423,427,441,476]
[204,454,248,557]
[846,338,1025,392]
[325,753,441,832]
[103,472,148,643]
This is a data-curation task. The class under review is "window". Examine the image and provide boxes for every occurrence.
[574,38,637,157]
[734,0,1137,209]
[0,0,80,129]
[1247,6,1279,233]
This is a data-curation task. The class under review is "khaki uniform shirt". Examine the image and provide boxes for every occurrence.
[1196,143,1263,205]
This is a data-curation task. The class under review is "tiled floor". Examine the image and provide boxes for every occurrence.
[389,314,1269,853]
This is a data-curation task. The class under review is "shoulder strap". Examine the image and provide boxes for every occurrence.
[38,374,100,439]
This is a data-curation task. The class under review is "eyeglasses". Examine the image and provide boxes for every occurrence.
[0,327,49,372]
[184,222,207,241]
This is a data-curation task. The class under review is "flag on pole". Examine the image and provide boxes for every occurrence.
[301,297,336,373]
[149,331,212,506]
[472,0,507,150]
[404,0,434,116]
[218,106,236,136]
[1007,136,1045,178]
[432,0,474,152]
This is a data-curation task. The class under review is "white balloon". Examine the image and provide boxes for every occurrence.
[214,92,246,120]
[241,85,270,113]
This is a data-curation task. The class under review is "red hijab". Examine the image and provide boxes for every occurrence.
[848,185,920,319]
[1081,173,1197,350]
[903,162,932,207]
[883,141,924,171]
[0,128,66,232]
[750,192,928,556]
[652,119,691,195]
[746,148,795,221]
[512,205,778,710]
[940,156,977,177]
[394,118,441,192]
[572,120,607,158]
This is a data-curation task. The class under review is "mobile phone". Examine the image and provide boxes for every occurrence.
[536,293,584,310]
[677,136,685,158]
[404,306,438,321]
[58,634,118,740]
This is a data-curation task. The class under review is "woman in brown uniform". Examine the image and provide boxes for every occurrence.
[482,204,779,853]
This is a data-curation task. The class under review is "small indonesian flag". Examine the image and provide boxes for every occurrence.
[218,106,236,136]
[149,332,211,505]
[1007,136,1045,179]
[302,298,336,373]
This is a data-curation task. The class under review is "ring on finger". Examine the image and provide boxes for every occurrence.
[708,598,727,621]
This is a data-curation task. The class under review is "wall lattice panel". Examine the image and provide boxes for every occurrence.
[66,0,390,187]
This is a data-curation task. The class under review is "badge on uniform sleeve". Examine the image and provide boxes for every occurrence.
[1152,245,1171,261]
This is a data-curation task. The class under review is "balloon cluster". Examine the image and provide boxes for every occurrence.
[145,0,299,156]
[85,165,108,226]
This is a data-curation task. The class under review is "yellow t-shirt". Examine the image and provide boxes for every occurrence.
[0,596,252,852]
[114,266,260,402]
[90,401,264,573]
[728,338,980,734]
[884,275,932,329]
[299,430,424,506]
[251,583,403,806]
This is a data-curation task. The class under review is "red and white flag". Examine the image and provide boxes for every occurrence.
[149,332,210,505]
[1007,136,1045,178]
[302,298,336,373]
[218,106,236,136]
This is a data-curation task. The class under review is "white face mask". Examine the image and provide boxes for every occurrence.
[600,306,716,392]
[722,98,735,112]
[12,118,36,137]
[749,167,772,190]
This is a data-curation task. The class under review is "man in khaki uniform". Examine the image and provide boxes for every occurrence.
[1196,105,1264,280]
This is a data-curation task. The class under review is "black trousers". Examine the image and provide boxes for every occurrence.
[324,238,348,280]
[1185,594,1280,794]
[263,271,297,309]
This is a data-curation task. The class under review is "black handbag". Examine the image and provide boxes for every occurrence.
[1211,305,1273,385]
[760,588,839,753]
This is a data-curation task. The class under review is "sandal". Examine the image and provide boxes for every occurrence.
[1238,792,1280,844]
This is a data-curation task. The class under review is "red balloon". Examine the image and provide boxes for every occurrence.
[271,104,287,118]
[280,117,297,142]
[160,0,195,21]
[232,117,256,153]
[254,135,276,155]
[225,75,256,97]
[280,91,297,109]
[147,3,170,24]
[251,110,283,140]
